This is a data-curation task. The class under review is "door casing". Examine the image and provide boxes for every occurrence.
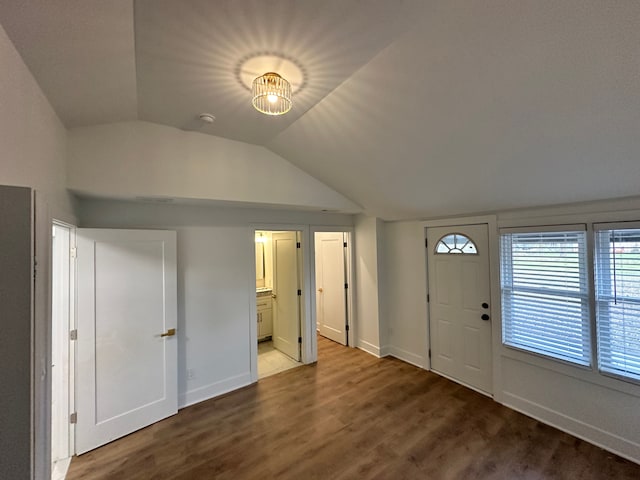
[51,220,76,464]
[422,215,500,397]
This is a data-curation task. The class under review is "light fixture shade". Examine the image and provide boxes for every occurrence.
[252,72,292,115]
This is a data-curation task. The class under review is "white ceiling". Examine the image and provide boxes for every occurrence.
[1,0,639,220]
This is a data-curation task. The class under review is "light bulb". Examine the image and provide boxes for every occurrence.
[267,94,278,104]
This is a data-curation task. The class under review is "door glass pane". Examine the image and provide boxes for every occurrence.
[435,233,478,254]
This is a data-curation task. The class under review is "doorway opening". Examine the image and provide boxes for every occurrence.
[314,231,353,349]
[51,222,75,479]
[255,230,303,379]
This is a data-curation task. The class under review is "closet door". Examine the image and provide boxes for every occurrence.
[315,232,347,345]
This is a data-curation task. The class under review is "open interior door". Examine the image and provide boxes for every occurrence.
[272,231,301,361]
[315,232,347,345]
[76,229,177,454]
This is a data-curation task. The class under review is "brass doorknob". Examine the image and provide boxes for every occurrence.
[160,328,176,337]
[271,294,277,299]
[318,288,323,293]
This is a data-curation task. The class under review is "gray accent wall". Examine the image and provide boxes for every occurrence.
[0,185,33,479]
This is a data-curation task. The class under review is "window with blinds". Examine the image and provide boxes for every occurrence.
[595,226,640,381]
[500,228,590,365]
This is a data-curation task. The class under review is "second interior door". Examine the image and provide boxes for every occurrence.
[315,232,347,345]
[272,231,301,361]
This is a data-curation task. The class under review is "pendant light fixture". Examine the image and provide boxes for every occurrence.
[251,72,292,115]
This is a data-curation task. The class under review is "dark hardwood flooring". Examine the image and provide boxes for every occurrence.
[67,337,640,479]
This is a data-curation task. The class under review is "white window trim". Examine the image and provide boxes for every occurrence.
[496,210,640,397]
[593,224,640,385]
[500,227,591,366]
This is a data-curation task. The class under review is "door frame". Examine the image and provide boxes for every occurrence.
[51,220,77,464]
[422,215,500,396]
[310,226,355,350]
[249,224,311,383]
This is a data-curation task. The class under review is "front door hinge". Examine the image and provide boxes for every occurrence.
[425,238,428,248]
[344,283,348,289]
[345,324,349,331]
[296,241,301,249]
[70,247,77,259]
[343,242,347,248]
[298,336,302,344]
[70,412,77,424]
[427,293,430,303]
[297,289,302,296]
[428,349,431,359]
[70,329,78,341]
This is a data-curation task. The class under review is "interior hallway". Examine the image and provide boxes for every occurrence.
[66,337,640,480]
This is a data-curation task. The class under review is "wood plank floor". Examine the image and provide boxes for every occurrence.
[67,337,640,480]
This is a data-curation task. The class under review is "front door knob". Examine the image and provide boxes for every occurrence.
[482,302,489,309]
[481,314,490,321]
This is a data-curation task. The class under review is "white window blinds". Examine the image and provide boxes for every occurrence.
[500,228,590,365]
[595,226,640,381]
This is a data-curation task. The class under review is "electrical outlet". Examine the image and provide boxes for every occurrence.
[187,368,194,380]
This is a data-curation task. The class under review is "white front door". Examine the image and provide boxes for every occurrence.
[272,231,301,361]
[427,224,492,394]
[76,229,178,454]
[315,232,347,345]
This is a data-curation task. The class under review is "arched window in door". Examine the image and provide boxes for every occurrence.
[435,233,478,254]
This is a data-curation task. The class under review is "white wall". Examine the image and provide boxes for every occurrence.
[382,196,640,464]
[67,121,361,213]
[78,198,354,407]
[383,221,428,368]
[0,25,74,218]
[354,215,386,356]
[0,24,76,480]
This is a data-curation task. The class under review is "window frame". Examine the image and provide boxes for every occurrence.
[593,221,640,385]
[499,224,592,367]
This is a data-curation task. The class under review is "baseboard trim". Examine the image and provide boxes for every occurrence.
[502,391,640,465]
[179,373,253,409]
[357,340,381,357]
[387,346,426,369]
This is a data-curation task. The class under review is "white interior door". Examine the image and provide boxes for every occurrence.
[76,229,178,454]
[51,224,71,466]
[272,231,301,361]
[427,224,493,394]
[315,232,347,345]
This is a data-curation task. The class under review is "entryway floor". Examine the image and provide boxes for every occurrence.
[258,340,301,379]
[52,457,71,480]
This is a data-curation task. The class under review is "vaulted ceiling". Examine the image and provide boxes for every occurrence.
[1,0,639,220]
